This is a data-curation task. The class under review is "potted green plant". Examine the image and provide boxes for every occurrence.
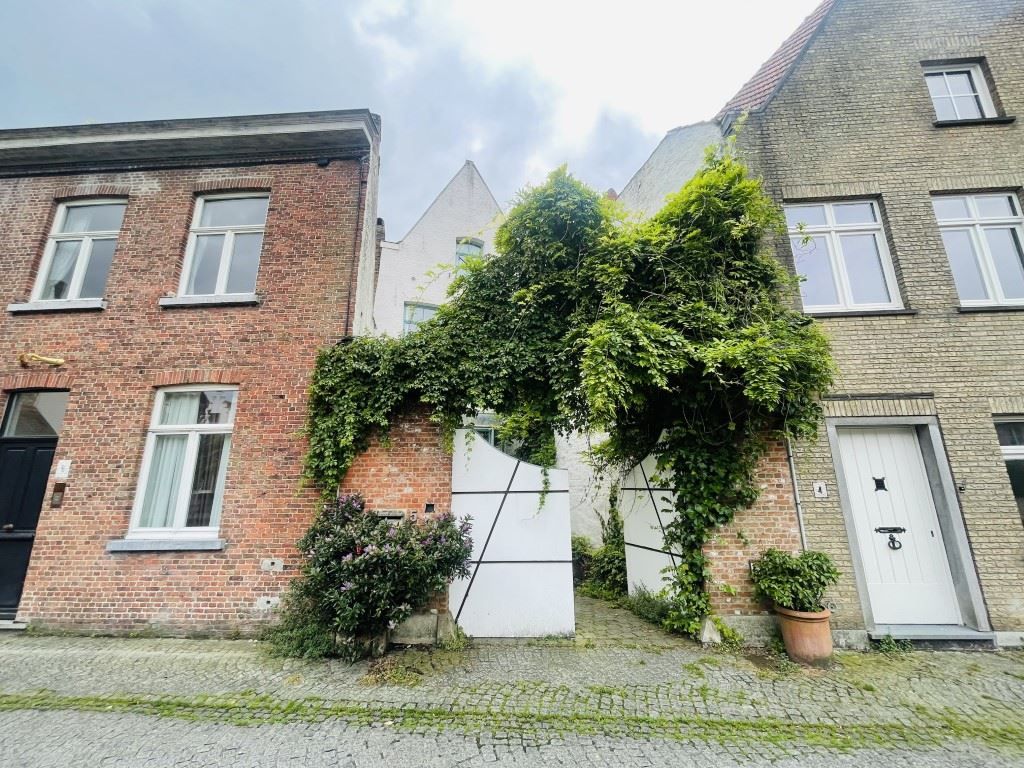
[749,548,840,665]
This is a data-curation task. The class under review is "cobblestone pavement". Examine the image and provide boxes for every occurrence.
[0,595,1022,767]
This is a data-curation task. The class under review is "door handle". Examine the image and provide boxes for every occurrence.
[874,526,906,534]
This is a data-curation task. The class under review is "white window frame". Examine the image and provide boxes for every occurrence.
[455,236,484,265]
[403,301,439,335]
[30,198,126,303]
[127,384,237,540]
[923,63,997,121]
[784,200,903,314]
[995,417,1024,460]
[933,193,1024,307]
[178,193,268,298]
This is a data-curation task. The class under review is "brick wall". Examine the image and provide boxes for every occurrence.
[705,440,803,616]
[738,0,1024,630]
[1,159,367,634]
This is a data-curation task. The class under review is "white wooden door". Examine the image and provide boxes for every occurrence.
[836,427,961,625]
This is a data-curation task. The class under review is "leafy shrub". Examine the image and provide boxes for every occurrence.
[268,493,473,661]
[582,503,628,599]
[623,586,673,626]
[571,535,594,586]
[749,548,840,613]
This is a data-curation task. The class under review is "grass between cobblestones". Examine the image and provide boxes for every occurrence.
[1,688,1022,755]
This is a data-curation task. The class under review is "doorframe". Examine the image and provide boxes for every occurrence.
[826,416,990,633]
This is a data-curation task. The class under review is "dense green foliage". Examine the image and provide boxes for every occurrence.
[581,501,628,599]
[268,494,473,660]
[305,146,833,637]
[749,548,840,613]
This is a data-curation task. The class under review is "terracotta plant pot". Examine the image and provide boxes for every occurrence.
[775,605,833,665]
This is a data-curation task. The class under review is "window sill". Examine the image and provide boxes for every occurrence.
[7,298,106,314]
[933,116,1016,127]
[958,304,1024,314]
[806,308,918,319]
[159,293,260,308]
[106,538,225,552]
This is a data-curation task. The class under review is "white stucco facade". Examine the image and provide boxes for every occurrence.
[373,160,502,335]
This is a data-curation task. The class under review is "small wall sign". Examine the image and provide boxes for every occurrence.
[55,459,72,480]
[812,481,828,498]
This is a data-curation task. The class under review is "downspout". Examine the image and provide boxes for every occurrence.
[785,437,808,551]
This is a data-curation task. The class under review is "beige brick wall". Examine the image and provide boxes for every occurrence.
[739,0,1024,630]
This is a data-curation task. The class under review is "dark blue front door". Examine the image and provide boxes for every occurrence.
[0,439,56,620]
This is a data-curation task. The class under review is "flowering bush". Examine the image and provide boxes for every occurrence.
[268,493,473,660]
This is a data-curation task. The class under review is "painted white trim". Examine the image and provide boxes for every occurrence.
[127,385,238,539]
[7,298,105,313]
[785,200,903,314]
[158,293,259,308]
[923,63,997,120]
[178,193,268,299]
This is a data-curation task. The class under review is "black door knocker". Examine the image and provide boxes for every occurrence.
[874,526,906,550]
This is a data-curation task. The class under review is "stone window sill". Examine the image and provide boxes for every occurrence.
[159,293,261,309]
[106,538,226,552]
[807,308,918,319]
[958,304,1024,314]
[7,298,106,314]
[933,116,1016,128]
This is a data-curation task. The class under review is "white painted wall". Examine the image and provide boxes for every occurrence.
[619,455,679,596]
[617,121,722,219]
[373,161,503,335]
[555,432,612,545]
[449,431,575,637]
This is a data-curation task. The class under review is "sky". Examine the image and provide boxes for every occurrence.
[0,0,821,239]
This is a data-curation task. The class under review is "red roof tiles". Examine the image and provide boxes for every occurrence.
[716,0,837,121]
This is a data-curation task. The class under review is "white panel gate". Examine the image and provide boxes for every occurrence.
[620,455,679,595]
[449,430,575,637]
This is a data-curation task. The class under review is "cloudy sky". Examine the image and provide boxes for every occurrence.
[0,0,820,238]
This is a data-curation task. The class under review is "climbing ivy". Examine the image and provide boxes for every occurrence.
[305,144,834,638]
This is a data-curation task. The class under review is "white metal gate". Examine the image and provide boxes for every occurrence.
[619,455,679,595]
[448,430,575,637]
[836,426,961,625]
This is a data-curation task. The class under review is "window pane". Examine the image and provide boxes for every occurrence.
[839,233,890,304]
[160,390,236,425]
[985,228,1024,300]
[1003,460,1024,523]
[138,434,187,528]
[940,230,988,301]
[925,73,949,98]
[833,202,876,225]
[790,235,838,307]
[932,197,970,221]
[199,197,269,228]
[975,196,1016,219]
[2,391,69,437]
[784,205,827,229]
[932,96,958,121]
[60,203,126,234]
[455,239,482,263]
[40,240,81,300]
[79,239,116,299]
[995,422,1024,447]
[225,232,262,293]
[187,234,225,295]
[186,433,230,527]
[953,95,983,120]
[945,72,976,96]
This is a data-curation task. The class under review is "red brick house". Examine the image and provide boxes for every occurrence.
[0,110,381,634]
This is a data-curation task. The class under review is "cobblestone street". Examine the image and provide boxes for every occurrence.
[1,596,1022,767]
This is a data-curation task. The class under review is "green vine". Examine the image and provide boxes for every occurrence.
[305,145,833,637]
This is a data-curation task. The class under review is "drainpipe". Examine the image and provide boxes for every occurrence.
[785,437,808,551]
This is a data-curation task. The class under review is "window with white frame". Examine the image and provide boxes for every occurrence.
[784,200,902,313]
[32,200,126,302]
[455,237,483,264]
[933,193,1024,306]
[923,63,997,121]
[403,302,438,335]
[130,386,237,537]
[994,419,1024,524]
[181,195,269,297]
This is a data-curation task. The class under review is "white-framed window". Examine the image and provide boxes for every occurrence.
[784,200,902,313]
[994,418,1024,524]
[180,194,269,297]
[403,302,438,335]
[933,193,1024,306]
[129,385,237,538]
[455,237,483,265]
[923,63,997,121]
[31,199,127,302]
